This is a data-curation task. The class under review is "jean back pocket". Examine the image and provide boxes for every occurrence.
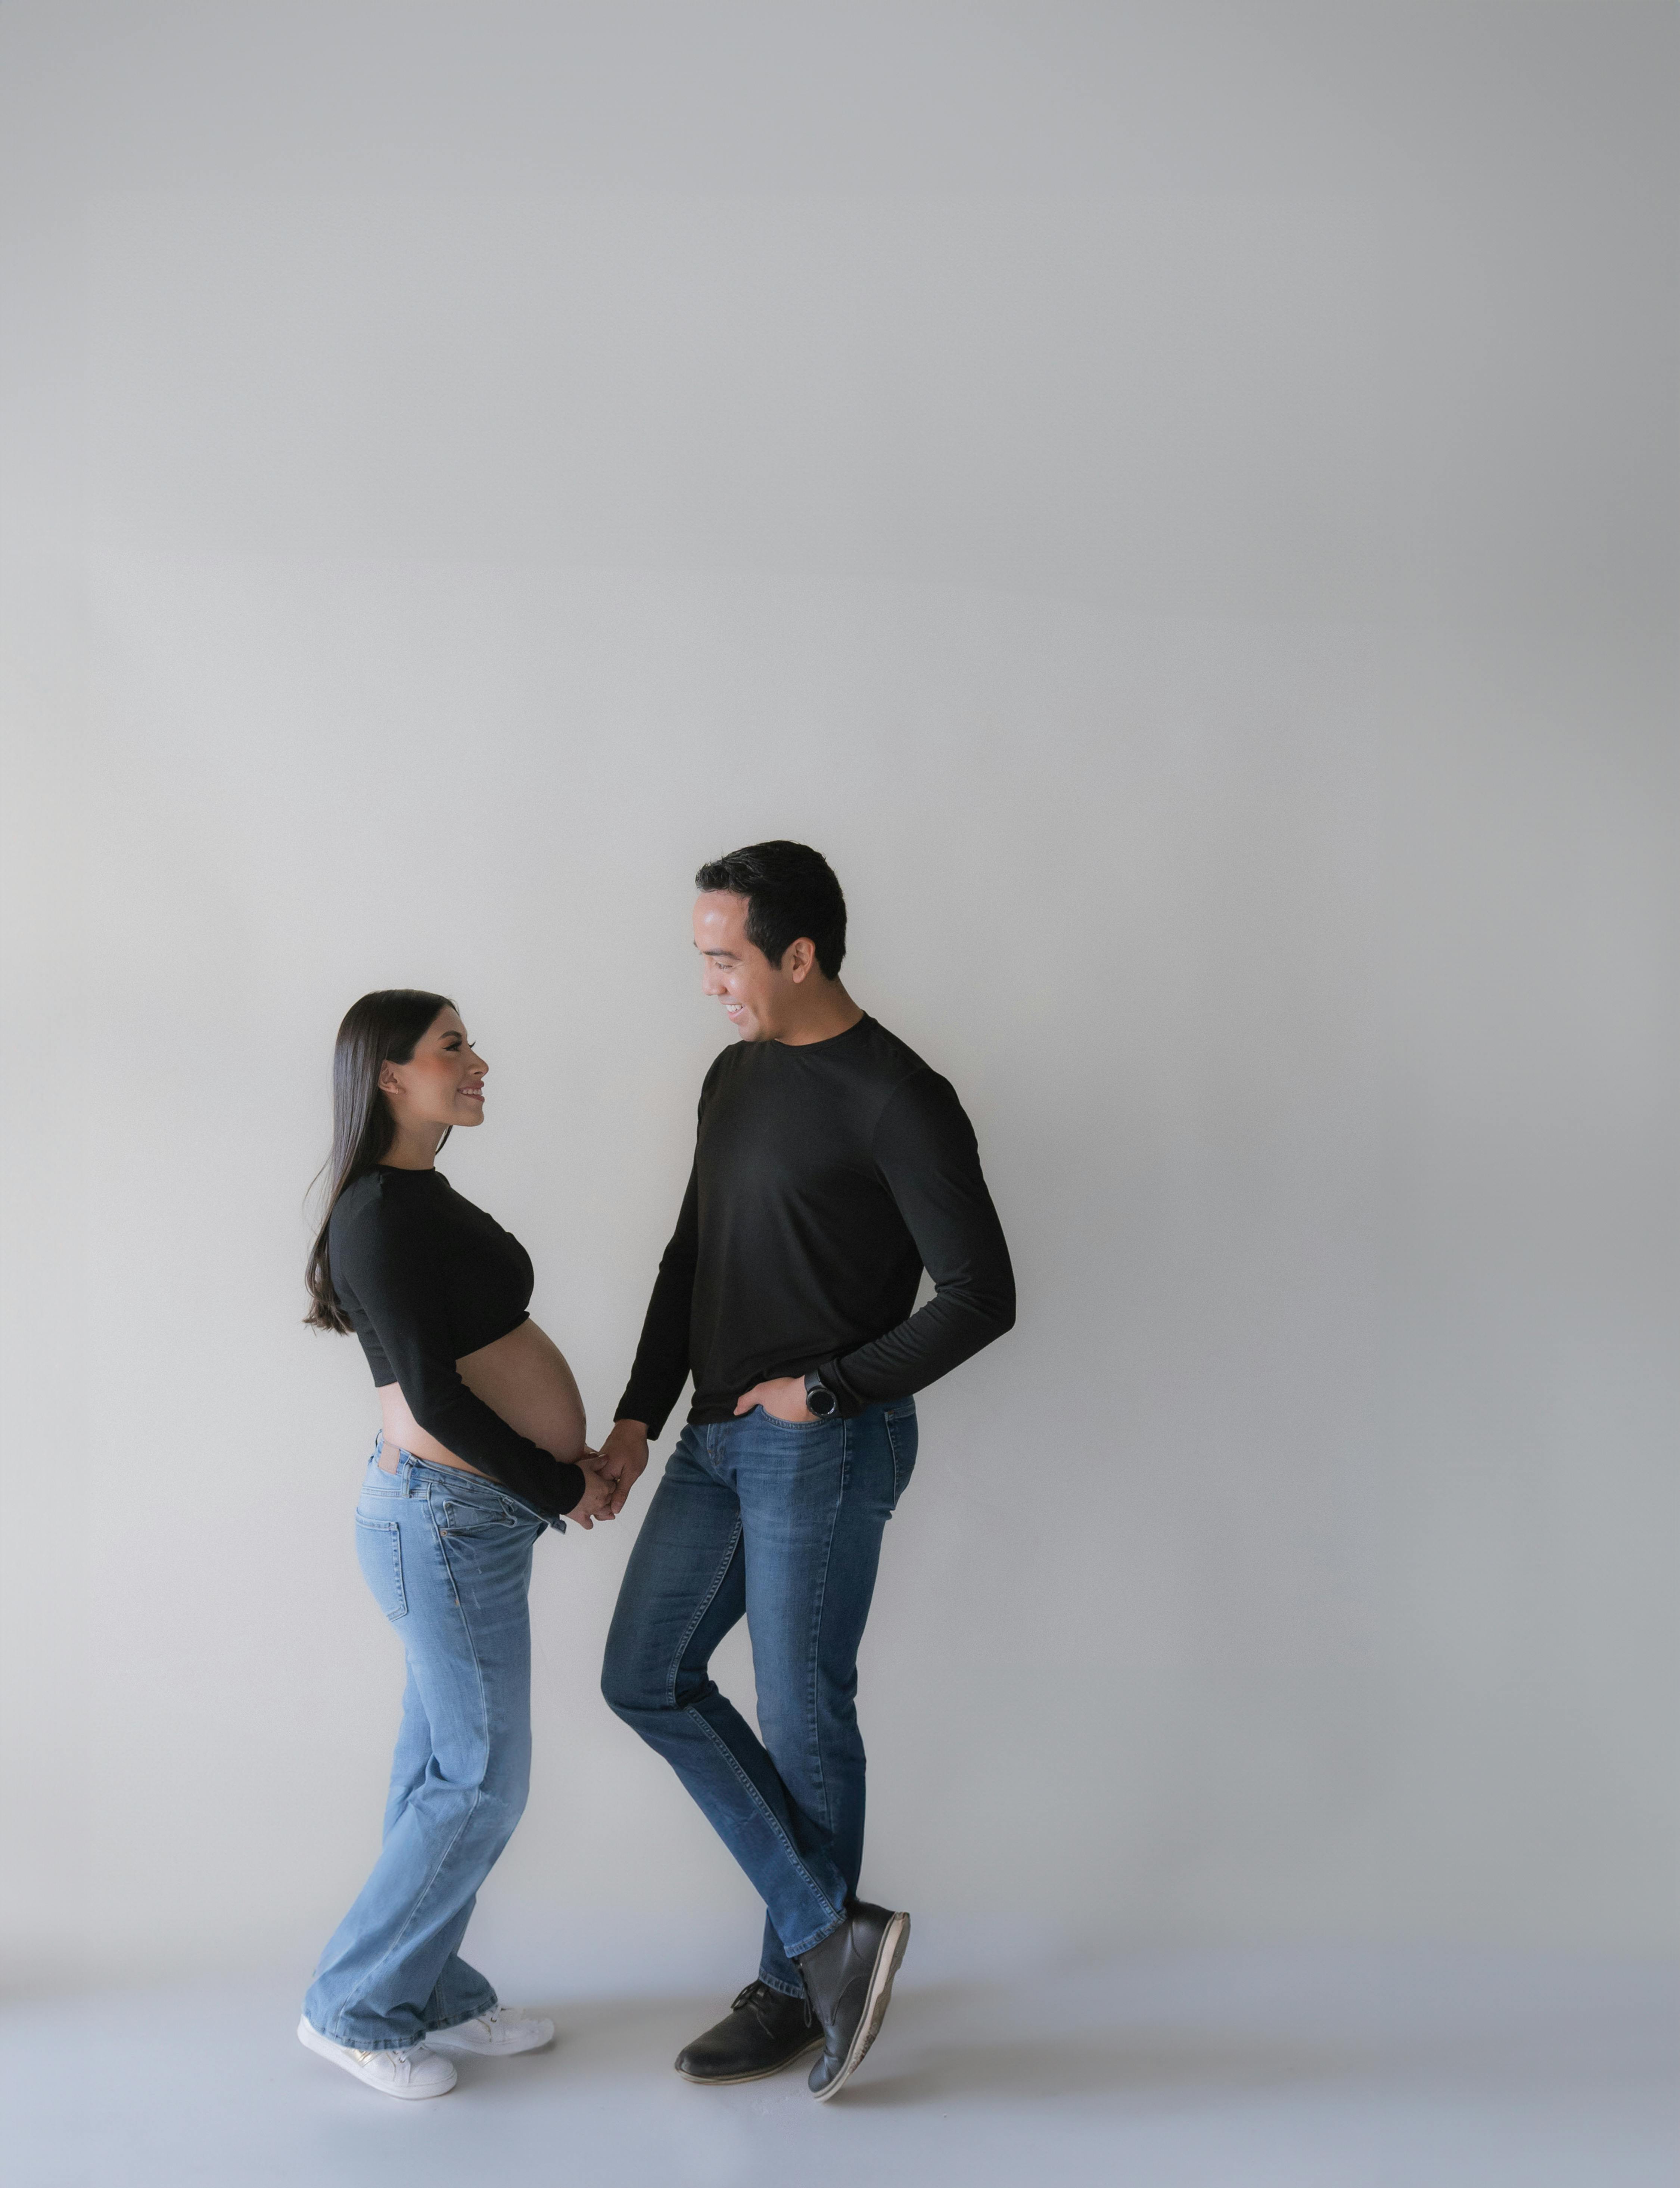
[355,1514,407,1620]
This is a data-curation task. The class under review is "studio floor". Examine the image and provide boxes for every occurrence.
[4,1924,1673,2188]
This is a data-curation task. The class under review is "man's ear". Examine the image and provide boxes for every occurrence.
[784,937,816,985]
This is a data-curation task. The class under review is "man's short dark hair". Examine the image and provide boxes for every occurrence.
[694,840,847,978]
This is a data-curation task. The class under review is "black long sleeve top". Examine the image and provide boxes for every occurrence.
[329,1166,587,1522]
[616,1015,1015,1437]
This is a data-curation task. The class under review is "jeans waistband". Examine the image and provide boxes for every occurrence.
[368,1436,511,1506]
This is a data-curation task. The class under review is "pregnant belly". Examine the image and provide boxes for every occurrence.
[377,1319,588,1477]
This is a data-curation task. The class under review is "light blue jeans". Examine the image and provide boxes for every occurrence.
[304,1443,547,2050]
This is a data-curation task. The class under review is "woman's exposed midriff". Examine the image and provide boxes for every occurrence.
[376,1319,588,1477]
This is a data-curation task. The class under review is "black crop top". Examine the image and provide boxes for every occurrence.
[329,1166,586,1522]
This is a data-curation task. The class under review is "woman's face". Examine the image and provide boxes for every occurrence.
[379,1007,487,1132]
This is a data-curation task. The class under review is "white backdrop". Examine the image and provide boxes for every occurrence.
[1,3,1674,1990]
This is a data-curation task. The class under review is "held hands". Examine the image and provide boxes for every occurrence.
[562,1448,619,1531]
[734,1375,815,1424]
[594,1418,651,1519]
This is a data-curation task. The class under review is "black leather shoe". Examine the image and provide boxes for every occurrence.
[674,1981,821,2084]
[795,1900,910,2100]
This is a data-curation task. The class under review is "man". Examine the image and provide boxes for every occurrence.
[597,840,1014,2100]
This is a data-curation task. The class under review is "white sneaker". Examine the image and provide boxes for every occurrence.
[297,2015,457,2099]
[429,2006,556,2057]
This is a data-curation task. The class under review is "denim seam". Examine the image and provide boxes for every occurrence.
[426,1495,463,1608]
[684,1706,843,1943]
[315,2004,492,2049]
[800,1416,850,1836]
[423,1998,498,2035]
[663,1519,744,1709]
[309,2021,414,2054]
[381,1680,426,1843]
[330,1506,495,2032]
[783,1905,849,1960]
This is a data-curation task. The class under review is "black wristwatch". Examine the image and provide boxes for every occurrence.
[804,1369,840,1419]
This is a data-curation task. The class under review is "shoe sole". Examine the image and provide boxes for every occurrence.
[676,2034,824,2085]
[296,2015,456,2099]
[812,1909,910,2102]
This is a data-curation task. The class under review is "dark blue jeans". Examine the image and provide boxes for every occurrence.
[602,1399,917,1995]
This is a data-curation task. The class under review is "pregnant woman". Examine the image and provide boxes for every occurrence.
[296,988,611,2100]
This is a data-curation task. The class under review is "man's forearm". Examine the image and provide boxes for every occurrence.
[829,1268,1016,1404]
[614,1261,694,1434]
[616,1168,699,1436]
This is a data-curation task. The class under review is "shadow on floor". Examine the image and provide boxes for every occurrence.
[511,1983,1366,2108]
[846,2032,1369,2107]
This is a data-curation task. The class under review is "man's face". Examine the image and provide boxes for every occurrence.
[693,891,790,1041]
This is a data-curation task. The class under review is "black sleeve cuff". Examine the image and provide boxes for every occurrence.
[821,1360,867,1419]
[615,1385,675,1439]
[548,1460,588,1522]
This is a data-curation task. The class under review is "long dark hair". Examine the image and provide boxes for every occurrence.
[304,988,455,1332]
